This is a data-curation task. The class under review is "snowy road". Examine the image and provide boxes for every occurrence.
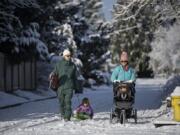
[0,79,180,135]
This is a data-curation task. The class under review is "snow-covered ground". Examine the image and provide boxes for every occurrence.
[0,78,180,135]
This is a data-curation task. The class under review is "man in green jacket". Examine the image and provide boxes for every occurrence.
[52,49,78,121]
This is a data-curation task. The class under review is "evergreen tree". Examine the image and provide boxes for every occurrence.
[70,0,111,83]
[0,0,48,62]
[0,0,111,84]
[81,0,104,30]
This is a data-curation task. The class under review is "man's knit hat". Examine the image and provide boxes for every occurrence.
[63,49,71,57]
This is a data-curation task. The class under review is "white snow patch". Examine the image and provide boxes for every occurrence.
[0,78,180,134]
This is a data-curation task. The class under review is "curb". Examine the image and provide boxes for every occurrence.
[0,96,56,110]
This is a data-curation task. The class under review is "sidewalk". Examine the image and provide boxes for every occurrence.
[0,87,56,109]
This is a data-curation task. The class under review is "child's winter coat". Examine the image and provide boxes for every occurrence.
[74,104,94,119]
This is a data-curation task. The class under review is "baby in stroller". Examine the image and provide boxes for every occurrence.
[113,80,135,103]
[110,51,137,123]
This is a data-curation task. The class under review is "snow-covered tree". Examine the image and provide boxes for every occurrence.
[149,23,180,77]
[0,0,111,84]
[81,0,104,30]
[41,0,81,54]
[18,22,49,61]
[0,0,48,62]
[46,0,111,84]
[111,0,180,77]
[53,23,77,55]
[42,19,77,55]
[73,20,111,83]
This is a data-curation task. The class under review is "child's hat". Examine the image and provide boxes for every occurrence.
[82,97,89,104]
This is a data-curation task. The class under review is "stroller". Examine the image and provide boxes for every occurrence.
[110,81,137,124]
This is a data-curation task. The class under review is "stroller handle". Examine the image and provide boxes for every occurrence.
[113,80,134,84]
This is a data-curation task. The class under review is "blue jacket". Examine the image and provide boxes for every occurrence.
[111,65,136,82]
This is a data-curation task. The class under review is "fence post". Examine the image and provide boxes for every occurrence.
[0,53,5,91]
[23,61,26,89]
[4,56,7,91]
[11,62,13,91]
[18,63,20,89]
[35,59,37,89]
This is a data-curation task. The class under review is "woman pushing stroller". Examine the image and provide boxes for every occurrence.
[111,50,136,98]
[110,50,137,124]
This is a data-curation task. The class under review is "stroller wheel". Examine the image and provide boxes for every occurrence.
[110,108,117,124]
[134,109,137,124]
[110,108,113,123]
[120,110,126,124]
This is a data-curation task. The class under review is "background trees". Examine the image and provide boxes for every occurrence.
[0,0,111,85]
[0,0,48,62]
[1,0,179,83]
[111,0,180,77]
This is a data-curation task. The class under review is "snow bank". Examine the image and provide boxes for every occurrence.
[171,87,180,96]
[152,75,180,123]
[162,75,180,100]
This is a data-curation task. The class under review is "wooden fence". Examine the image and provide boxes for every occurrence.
[0,53,37,92]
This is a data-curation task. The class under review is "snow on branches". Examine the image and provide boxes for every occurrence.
[111,0,180,77]
[0,0,48,61]
[149,23,180,76]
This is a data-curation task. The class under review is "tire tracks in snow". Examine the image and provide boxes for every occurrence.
[0,113,57,133]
